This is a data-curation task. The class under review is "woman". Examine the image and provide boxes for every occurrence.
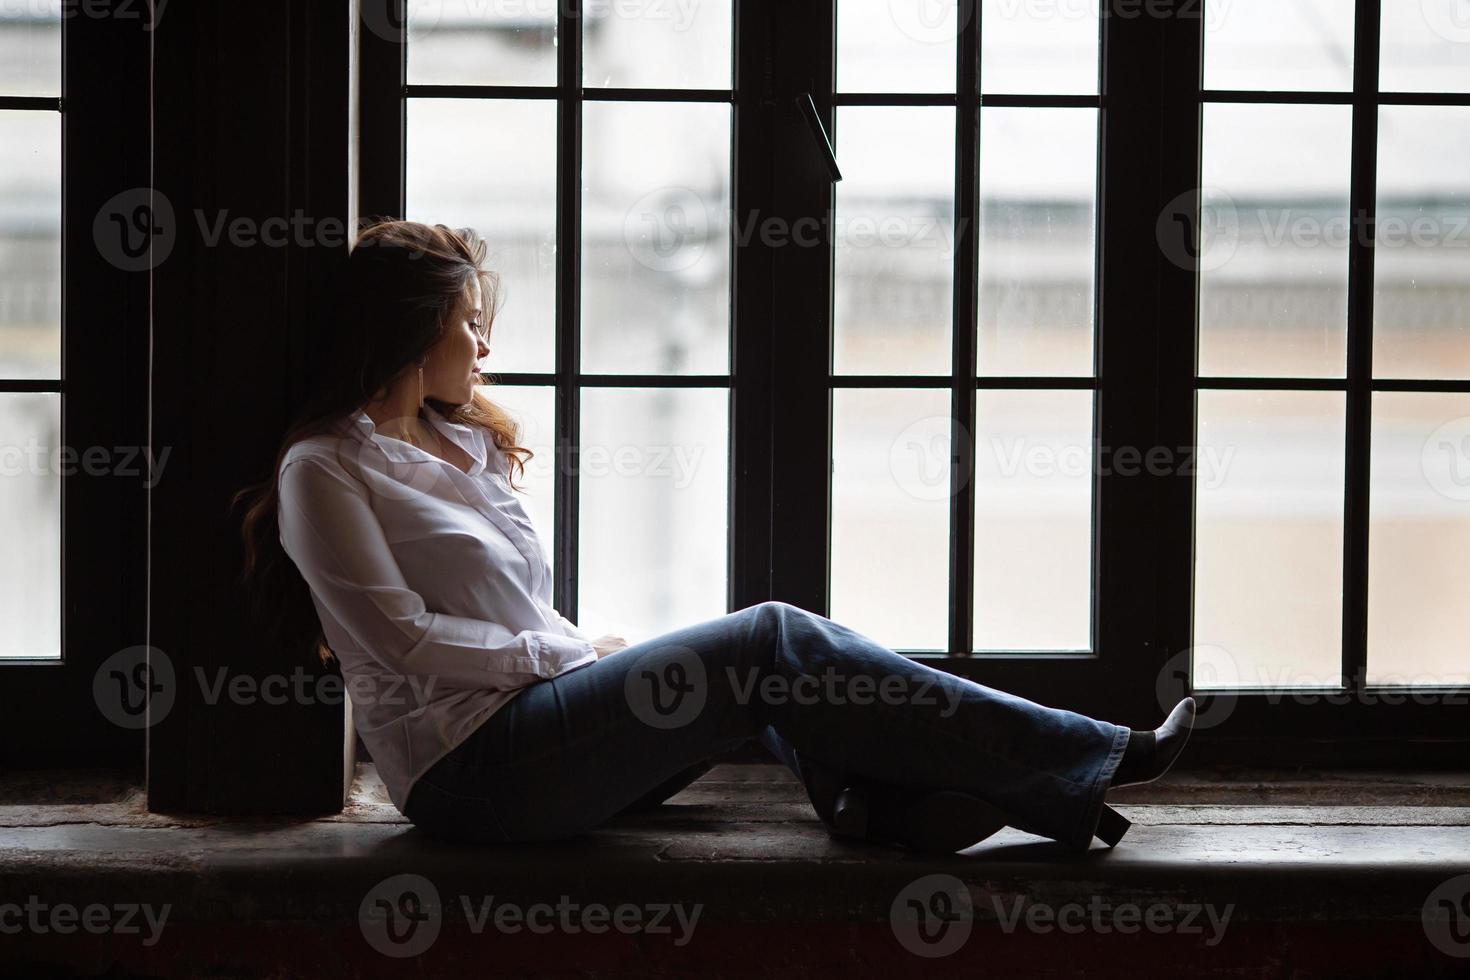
[235,219,1195,855]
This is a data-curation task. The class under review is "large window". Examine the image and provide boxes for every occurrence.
[399,0,734,642]
[362,0,1468,751]
[0,2,62,660]
[830,0,1101,654]
[1192,0,1470,693]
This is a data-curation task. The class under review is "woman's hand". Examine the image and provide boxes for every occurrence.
[591,634,629,659]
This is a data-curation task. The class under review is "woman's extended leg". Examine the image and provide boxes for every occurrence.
[403,601,1129,852]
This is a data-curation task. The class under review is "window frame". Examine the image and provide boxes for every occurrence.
[360,0,1470,764]
[0,8,150,770]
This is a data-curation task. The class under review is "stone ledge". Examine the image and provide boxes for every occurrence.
[1,764,1467,978]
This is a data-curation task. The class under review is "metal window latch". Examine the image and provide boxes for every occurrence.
[797,91,842,183]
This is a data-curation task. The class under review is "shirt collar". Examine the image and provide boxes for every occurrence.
[347,403,488,476]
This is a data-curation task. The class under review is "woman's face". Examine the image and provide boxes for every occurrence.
[422,277,490,407]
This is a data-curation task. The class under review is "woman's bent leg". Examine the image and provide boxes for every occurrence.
[407,601,1128,851]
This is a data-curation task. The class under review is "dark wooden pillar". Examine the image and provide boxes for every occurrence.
[148,0,357,814]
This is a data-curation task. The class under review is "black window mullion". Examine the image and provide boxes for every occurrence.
[1156,0,1206,720]
[358,0,405,220]
[730,0,778,611]
[767,0,834,616]
[950,0,980,658]
[1341,0,1382,693]
[553,0,584,623]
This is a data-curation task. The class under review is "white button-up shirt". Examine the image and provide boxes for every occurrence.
[276,402,598,813]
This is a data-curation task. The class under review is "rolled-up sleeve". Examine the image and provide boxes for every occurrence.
[277,456,597,690]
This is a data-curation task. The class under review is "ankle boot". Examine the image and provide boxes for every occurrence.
[1111,697,1197,789]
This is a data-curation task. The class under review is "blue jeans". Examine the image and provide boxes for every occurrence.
[403,601,1130,852]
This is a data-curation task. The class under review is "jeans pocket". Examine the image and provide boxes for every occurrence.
[405,770,511,845]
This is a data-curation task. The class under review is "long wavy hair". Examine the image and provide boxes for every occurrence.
[232,219,535,666]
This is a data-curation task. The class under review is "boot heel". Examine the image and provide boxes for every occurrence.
[1094,804,1131,847]
[830,787,871,841]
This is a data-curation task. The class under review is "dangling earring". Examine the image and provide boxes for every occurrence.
[415,355,427,410]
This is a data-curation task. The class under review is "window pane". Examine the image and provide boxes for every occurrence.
[1198,103,1352,378]
[1372,105,1470,380]
[1194,389,1345,689]
[0,1,61,98]
[978,107,1097,377]
[831,388,950,651]
[833,106,955,375]
[972,390,1092,651]
[0,392,60,658]
[1367,392,1470,686]
[1202,0,1355,92]
[837,0,959,94]
[0,110,60,380]
[578,387,728,640]
[980,0,1099,95]
[583,0,731,89]
[477,384,557,578]
[406,0,558,86]
[1380,0,1470,93]
[582,101,730,375]
[407,99,558,374]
